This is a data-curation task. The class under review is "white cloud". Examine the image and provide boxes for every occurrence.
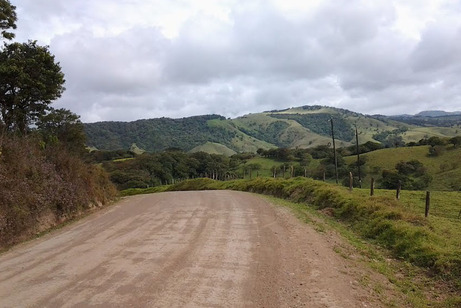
[10,0,461,122]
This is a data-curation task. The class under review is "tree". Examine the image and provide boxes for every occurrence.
[449,136,461,148]
[380,160,431,190]
[0,0,16,40]
[36,108,86,154]
[395,160,425,176]
[246,163,261,178]
[0,41,65,133]
[427,136,446,147]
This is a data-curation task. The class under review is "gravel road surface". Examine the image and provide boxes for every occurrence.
[0,191,386,307]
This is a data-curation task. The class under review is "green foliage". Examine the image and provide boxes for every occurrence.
[373,127,406,142]
[428,145,445,157]
[344,145,461,191]
[0,40,65,133]
[346,141,384,155]
[426,136,447,147]
[36,108,86,155]
[102,149,244,190]
[84,106,461,153]
[312,151,348,181]
[85,149,135,163]
[309,144,331,159]
[238,120,290,147]
[258,147,291,160]
[119,185,169,196]
[0,0,16,40]
[0,3,117,250]
[372,127,408,148]
[395,160,426,176]
[380,160,432,190]
[449,136,461,148]
[84,115,236,152]
[270,113,355,141]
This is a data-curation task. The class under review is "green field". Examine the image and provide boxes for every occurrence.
[233,144,461,192]
[189,142,237,156]
[344,145,461,191]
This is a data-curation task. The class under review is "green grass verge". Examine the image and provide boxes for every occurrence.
[264,196,461,307]
[119,186,170,196]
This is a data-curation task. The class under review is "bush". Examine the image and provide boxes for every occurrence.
[428,145,446,157]
[380,160,431,190]
[0,135,116,248]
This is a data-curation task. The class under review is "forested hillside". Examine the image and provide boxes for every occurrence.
[84,115,238,152]
[84,105,461,154]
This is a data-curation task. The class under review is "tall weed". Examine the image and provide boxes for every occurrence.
[0,135,116,248]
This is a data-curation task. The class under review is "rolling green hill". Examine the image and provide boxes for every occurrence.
[189,142,236,156]
[84,105,461,154]
[344,145,461,191]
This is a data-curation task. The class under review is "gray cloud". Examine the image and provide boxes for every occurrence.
[11,0,461,122]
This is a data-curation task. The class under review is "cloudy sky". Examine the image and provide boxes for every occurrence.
[12,0,461,122]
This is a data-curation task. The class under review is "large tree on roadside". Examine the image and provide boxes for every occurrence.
[0,40,65,134]
[0,0,16,40]
[36,108,86,154]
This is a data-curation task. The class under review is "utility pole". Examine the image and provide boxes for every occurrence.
[355,125,362,188]
[330,118,339,184]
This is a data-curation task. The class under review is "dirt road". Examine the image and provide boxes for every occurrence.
[0,191,388,307]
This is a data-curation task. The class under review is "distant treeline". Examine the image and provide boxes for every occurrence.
[270,113,355,142]
[84,115,237,152]
[90,134,461,192]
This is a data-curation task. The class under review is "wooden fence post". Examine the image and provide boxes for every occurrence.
[396,181,401,200]
[425,191,430,217]
[349,172,353,191]
[370,177,375,196]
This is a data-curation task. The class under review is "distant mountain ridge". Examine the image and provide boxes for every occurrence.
[84,105,461,154]
[416,110,461,117]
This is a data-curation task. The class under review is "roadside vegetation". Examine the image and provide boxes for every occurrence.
[0,2,116,249]
[94,135,461,193]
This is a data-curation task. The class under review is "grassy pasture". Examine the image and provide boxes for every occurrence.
[240,145,461,191]
[344,145,461,191]
[189,142,237,156]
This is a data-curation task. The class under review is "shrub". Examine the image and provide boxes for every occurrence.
[0,135,116,248]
